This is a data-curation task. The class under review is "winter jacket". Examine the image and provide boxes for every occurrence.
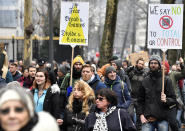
[62,109,86,131]
[85,108,136,131]
[60,73,80,95]
[88,74,107,93]
[105,76,131,109]
[57,76,65,87]
[126,66,147,98]
[18,76,33,88]
[5,71,13,83]
[31,84,61,119]
[12,71,21,81]
[169,67,185,98]
[62,98,94,131]
[137,71,176,121]
[13,112,59,131]
[114,60,132,92]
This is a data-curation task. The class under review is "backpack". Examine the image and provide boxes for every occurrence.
[120,81,134,117]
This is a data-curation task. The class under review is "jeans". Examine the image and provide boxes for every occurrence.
[142,121,168,131]
[176,109,182,128]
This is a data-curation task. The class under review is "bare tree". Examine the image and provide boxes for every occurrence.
[99,0,118,66]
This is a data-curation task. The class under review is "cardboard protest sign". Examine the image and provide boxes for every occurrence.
[59,2,89,46]
[129,51,149,66]
[148,4,183,49]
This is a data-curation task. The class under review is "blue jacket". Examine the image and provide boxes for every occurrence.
[89,74,107,93]
[6,71,13,83]
[105,75,131,109]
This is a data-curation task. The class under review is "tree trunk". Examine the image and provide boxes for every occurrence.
[99,0,118,66]
[181,0,185,58]
[23,0,33,66]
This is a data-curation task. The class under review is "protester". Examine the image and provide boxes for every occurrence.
[104,66,131,109]
[85,88,136,131]
[0,83,59,131]
[81,64,106,93]
[17,67,30,88]
[62,80,95,131]
[112,59,131,92]
[27,66,37,88]
[97,56,118,82]
[0,42,13,85]
[122,59,130,71]
[9,63,21,81]
[167,58,185,130]
[125,57,147,130]
[37,58,46,70]
[31,69,62,125]
[57,64,69,86]
[137,55,176,131]
[60,55,85,97]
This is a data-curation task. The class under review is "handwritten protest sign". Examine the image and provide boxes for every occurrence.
[59,2,89,46]
[129,51,149,66]
[148,4,183,49]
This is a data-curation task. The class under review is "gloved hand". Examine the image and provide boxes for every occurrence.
[67,86,73,97]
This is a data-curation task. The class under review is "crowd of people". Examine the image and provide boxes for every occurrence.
[1,42,185,131]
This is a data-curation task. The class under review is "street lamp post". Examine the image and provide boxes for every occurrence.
[34,34,38,60]
[12,35,15,61]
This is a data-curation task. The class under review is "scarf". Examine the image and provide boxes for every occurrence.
[93,106,116,131]
[72,98,82,113]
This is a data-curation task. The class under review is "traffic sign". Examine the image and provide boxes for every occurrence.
[148,4,183,49]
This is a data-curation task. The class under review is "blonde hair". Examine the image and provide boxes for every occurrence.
[66,80,95,116]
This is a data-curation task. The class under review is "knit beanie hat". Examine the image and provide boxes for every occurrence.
[113,60,122,69]
[109,56,118,63]
[105,66,116,76]
[73,55,85,65]
[0,83,34,118]
[149,55,161,68]
[58,65,69,75]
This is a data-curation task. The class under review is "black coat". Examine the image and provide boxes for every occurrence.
[126,66,147,98]
[62,109,86,131]
[31,85,61,119]
[85,108,136,131]
[137,71,176,121]
[62,99,87,131]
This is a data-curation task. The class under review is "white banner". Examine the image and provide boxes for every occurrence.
[148,4,183,49]
[59,2,89,46]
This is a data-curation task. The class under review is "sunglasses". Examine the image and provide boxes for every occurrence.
[0,107,25,115]
[96,97,105,101]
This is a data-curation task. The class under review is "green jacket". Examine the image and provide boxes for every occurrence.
[60,73,80,95]
[169,68,185,98]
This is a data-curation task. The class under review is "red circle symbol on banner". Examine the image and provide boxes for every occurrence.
[159,15,173,29]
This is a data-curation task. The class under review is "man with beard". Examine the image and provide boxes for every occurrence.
[126,57,147,130]
[137,55,176,131]
[60,55,85,97]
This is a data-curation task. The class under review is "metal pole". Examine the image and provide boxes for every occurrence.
[48,0,54,69]
[16,39,18,60]
[12,35,15,61]
[132,0,136,53]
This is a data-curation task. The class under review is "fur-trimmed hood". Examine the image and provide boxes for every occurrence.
[31,111,59,131]
[50,84,60,94]
[1,51,8,79]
